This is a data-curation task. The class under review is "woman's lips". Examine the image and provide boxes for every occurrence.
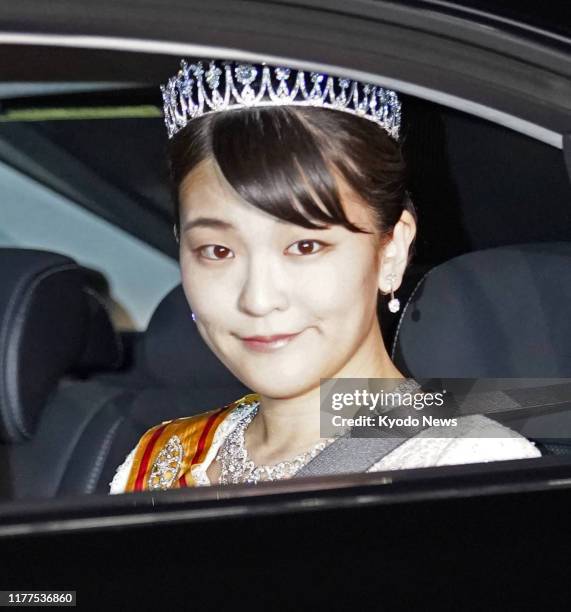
[240,331,303,352]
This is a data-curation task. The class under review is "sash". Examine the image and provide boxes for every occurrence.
[123,393,259,492]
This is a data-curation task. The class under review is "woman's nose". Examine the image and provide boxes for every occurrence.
[237,258,289,316]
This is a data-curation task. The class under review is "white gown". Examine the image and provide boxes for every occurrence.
[109,408,541,494]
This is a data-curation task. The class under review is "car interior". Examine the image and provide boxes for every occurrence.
[0,62,570,502]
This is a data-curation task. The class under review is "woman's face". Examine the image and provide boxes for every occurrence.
[178,158,387,398]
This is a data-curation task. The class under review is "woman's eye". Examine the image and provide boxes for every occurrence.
[197,245,234,260]
[286,240,328,256]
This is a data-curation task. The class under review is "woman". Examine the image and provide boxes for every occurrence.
[109,58,540,494]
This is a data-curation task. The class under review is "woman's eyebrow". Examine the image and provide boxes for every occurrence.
[182,217,236,233]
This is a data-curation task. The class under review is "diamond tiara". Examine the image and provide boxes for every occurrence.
[161,59,402,141]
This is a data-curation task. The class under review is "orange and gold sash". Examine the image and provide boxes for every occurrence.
[124,393,260,492]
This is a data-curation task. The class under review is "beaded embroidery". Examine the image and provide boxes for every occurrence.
[216,402,335,484]
[147,435,184,491]
[190,400,259,486]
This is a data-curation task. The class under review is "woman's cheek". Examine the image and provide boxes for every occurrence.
[297,258,343,294]
[308,259,362,302]
[181,256,227,311]
[190,284,227,324]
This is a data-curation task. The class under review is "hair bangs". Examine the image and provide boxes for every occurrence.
[210,107,367,233]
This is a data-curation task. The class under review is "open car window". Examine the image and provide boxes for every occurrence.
[0,2,569,543]
[0,85,180,330]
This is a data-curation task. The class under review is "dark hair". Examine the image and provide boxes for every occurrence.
[167,105,416,257]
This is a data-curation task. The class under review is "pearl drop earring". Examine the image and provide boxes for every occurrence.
[191,312,197,322]
[387,273,400,313]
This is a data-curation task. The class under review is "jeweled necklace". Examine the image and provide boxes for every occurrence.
[217,403,334,484]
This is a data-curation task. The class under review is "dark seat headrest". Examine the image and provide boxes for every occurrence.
[143,284,246,388]
[392,242,571,377]
[0,248,123,443]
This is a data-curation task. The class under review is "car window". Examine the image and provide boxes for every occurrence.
[0,43,569,524]
[0,86,180,330]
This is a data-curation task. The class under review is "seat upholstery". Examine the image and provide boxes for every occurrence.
[392,242,571,377]
[0,248,125,499]
[0,248,122,444]
[391,242,571,453]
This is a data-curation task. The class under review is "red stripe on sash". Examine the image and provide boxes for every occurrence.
[192,409,225,466]
[177,409,225,488]
[134,424,168,491]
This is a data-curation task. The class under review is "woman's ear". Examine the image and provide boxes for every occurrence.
[378,209,417,293]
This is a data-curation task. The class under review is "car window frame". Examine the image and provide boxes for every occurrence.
[0,0,570,534]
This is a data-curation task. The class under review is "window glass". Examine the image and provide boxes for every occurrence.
[0,86,179,330]
[0,52,569,513]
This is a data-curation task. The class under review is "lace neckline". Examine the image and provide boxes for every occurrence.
[191,380,421,486]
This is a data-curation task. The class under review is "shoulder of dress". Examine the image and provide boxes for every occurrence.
[423,414,542,461]
[123,393,260,492]
[369,414,541,473]
[137,392,260,442]
[154,392,260,431]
